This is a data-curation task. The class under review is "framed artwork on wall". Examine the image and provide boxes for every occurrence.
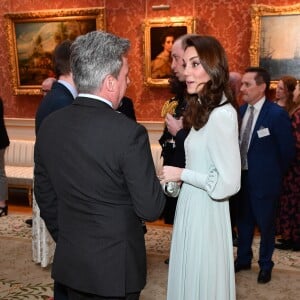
[143,16,196,87]
[5,8,106,95]
[250,4,300,88]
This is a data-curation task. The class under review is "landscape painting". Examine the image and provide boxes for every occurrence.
[259,15,300,80]
[5,8,105,95]
[250,4,300,87]
[15,20,96,85]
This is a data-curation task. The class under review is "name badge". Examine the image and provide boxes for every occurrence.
[257,127,270,138]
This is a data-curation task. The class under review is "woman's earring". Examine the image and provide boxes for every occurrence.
[197,97,202,104]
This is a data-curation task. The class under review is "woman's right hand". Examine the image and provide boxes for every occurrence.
[159,166,183,184]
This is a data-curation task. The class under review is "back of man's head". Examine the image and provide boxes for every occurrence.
[70,30,130,94]
[53,40,72,77]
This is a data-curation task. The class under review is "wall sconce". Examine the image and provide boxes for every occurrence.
[152,4,170,10]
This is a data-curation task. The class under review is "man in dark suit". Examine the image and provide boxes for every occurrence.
[35,40,77,134]
[117,96,136,121]
[158,35,189,264]
[235,67,295,284]
[159,35,190,224]
[34,30,165,299]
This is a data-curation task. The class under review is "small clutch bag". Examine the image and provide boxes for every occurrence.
[163,181,180,198]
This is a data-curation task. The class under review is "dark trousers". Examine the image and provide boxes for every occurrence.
[236,171,277,271]
[54,281,69,300]
[66,287,140,300]
[162,195,178,225]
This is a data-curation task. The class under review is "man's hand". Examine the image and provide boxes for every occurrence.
[165,113,183,136]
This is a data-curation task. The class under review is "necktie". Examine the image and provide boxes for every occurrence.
[240,105,254,169]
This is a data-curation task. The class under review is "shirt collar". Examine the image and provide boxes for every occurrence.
[251,96,265,112]
[77,93,113,108]
[57,79,78,99]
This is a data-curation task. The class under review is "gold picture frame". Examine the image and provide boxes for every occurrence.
[250,4,300,88]
[143,16,196,87]
[5,8,106,95]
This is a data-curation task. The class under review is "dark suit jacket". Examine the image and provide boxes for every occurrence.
[0,98,9,149]
[159,96,188,168]
[240,99,295,197]
[117,96,136,121]
[35,81,74,134]
[34,97,165,297]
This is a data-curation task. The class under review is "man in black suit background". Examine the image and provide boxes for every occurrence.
[158,35,190,265]
[117,96,136,121]
[34,30,165,299]
[35,40,77,133]
[159,35,189,225]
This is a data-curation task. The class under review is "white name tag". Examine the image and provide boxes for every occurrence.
[257,127,270,138]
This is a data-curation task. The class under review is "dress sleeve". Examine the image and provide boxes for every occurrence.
[181,107,241,200]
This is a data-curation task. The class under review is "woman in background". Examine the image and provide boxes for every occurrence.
[275,80,300,251]
[274,75,297,114]
[160,35,241,299]
[0,97,10,217]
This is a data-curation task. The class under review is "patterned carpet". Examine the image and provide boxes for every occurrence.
[0,214,300,299]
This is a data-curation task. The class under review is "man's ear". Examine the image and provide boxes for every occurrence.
[105,75,115,92]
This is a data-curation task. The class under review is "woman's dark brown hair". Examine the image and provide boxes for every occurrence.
[278,75,297,116]
[183,35,238,130]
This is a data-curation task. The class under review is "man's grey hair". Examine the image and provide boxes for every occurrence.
[70,30,130,93]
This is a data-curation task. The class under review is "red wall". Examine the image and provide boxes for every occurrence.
[0,0,298,121]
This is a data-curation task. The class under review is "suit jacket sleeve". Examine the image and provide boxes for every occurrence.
[34,141,59,242]
[175,127,188,149]
[272,108,296,173]
[121,124,166,221]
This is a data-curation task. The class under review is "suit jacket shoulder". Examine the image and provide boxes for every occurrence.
[35,81,74,134]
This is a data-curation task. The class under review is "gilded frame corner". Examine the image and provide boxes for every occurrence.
[250,4,300,88]
[143,16,196,88]
[5,7,106,95]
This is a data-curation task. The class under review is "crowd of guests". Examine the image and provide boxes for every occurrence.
[274,76,300,251]
[0,29,299,299]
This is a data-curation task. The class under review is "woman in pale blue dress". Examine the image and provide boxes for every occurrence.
[160,35,241,300]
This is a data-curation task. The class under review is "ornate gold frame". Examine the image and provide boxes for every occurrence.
[250,4,300,88]
[143,16,195,87]
[5,8,106,95]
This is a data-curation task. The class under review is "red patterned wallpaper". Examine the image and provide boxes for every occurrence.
[0,0,298,121]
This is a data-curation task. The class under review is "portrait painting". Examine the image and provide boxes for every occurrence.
[143,17,195,87]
